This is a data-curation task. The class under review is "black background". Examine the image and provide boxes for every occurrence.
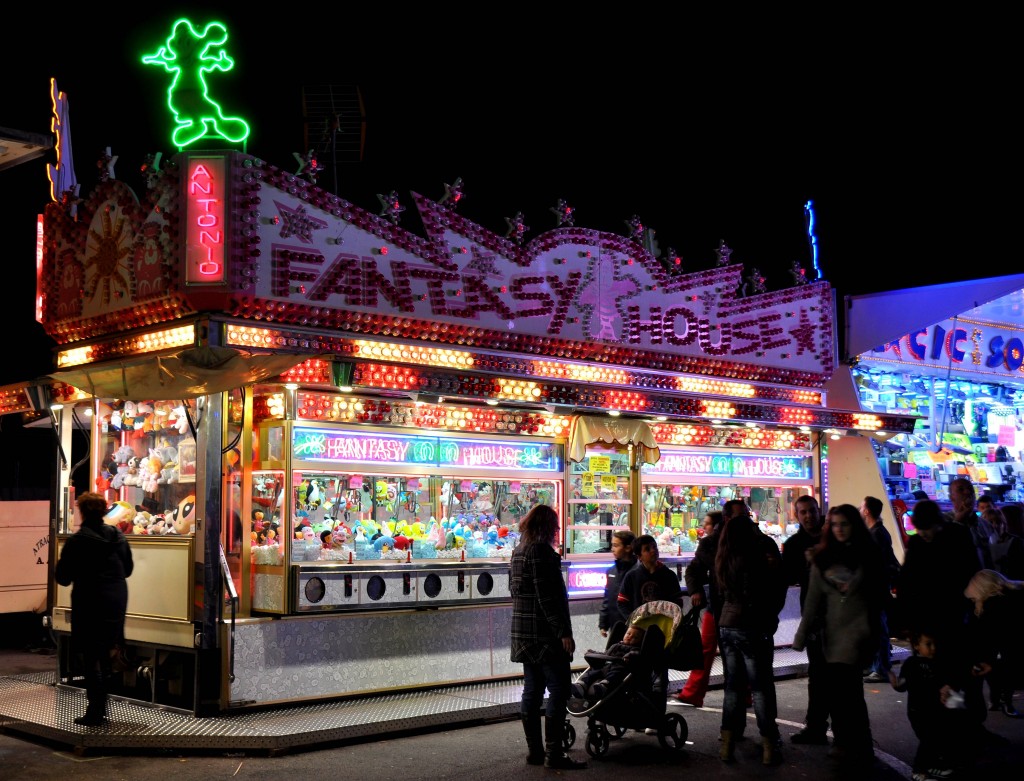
[1,8,1014,495]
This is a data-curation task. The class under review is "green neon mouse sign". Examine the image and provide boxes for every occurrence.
[142,18,250,149]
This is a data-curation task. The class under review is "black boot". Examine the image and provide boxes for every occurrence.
[544,716,587,769]
[521,712,545,765]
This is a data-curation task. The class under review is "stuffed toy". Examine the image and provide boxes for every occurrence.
[170,494,196,535]
[139,450,163,494]
[167,404,190,435]
[104,500,134,527]
[109,445,136,490]
[471,483,494,514]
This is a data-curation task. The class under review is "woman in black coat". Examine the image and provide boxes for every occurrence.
[510,504,585,769]
[55,491,134,726]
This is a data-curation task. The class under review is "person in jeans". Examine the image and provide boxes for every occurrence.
[510,504,586,769]
[782,494,830,744]
[715,511,788,765]
[861,496,901,683]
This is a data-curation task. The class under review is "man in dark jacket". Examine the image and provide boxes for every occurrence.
[617,534,683,615]
[55,491,134,726]
[781,494,829,744]
[862,495,901,682]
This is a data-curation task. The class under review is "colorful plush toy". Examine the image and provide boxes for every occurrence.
[104,500,133,527]
[170,494,196,535]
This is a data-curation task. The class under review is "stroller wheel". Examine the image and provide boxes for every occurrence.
[658,713,689,751]
[586,728,611,757]
[562,719,576,749]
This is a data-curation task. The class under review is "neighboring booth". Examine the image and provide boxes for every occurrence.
[845,274,1024,540]
[20,21,919,716]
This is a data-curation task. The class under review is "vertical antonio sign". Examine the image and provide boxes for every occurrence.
[185,156,227,284]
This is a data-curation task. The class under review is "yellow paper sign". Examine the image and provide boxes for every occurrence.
[600,474,618,492]
[589,455,611,474]
[581,473,596,497]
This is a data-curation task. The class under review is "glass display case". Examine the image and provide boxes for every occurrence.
[283,471,560,562]
[567,445,631,554]
[85,399,199,536]
[641,447,816,549]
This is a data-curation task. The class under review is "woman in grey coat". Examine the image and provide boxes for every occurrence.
[792,503,887,765]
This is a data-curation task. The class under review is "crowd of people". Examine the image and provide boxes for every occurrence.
[510,479,1024,775]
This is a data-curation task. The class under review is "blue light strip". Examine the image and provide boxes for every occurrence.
[804,200,822,281]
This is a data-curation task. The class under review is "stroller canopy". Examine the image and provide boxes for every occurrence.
[628,601,683,649]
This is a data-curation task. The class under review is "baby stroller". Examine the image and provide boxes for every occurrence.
[565,600,689,757]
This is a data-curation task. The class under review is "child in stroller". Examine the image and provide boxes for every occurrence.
[571,625,645,702]
[566,600,689,757]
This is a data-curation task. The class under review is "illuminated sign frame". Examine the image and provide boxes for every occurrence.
[185,156,227,284]
[642,449,813,482]
[292,428,563,472]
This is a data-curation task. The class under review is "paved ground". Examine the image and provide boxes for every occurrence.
[1,613,1022,781]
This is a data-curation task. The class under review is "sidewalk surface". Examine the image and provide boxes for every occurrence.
[1,621,1023,781]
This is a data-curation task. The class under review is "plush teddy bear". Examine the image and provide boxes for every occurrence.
[109,445,136,490]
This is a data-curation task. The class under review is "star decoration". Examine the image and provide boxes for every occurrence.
[625,215,644,242]
[743,268,767,296]
[97,146,118,182]
[550,199,575,227]
[377,191,406,224]
[140,152,163,189]
[439,177,464,208]
[60,184,83,220]
[789,260,808,286]
[465,246,502,279]
[665,247,682,270]
[788,309,817,354]
[278,202,328,243]
[293,150,323,184]
[715,240,733,266]
[504,211,530,244]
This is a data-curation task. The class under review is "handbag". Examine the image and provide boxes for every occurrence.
[668,606,705,671]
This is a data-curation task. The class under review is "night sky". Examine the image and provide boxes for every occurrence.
[1,8,1013,393]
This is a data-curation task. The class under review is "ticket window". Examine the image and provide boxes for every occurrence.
[567,445,631,554]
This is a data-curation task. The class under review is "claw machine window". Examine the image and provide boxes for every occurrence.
[567,445,631,554]
[251,421,288,613]
[640,447,815,550]
[434,476,560,559]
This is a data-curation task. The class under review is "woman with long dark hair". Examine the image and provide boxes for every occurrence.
[510,504,586,769]
[714,511,788,764]
[792,503,887,765]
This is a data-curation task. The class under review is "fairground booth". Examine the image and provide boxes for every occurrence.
[1,18,916,716]
[844,274,1024,536]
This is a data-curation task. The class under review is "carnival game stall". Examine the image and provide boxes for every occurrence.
[846,274,1024,537]
[17,19,920,714]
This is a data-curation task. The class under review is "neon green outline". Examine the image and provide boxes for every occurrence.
[142,18,250,149]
